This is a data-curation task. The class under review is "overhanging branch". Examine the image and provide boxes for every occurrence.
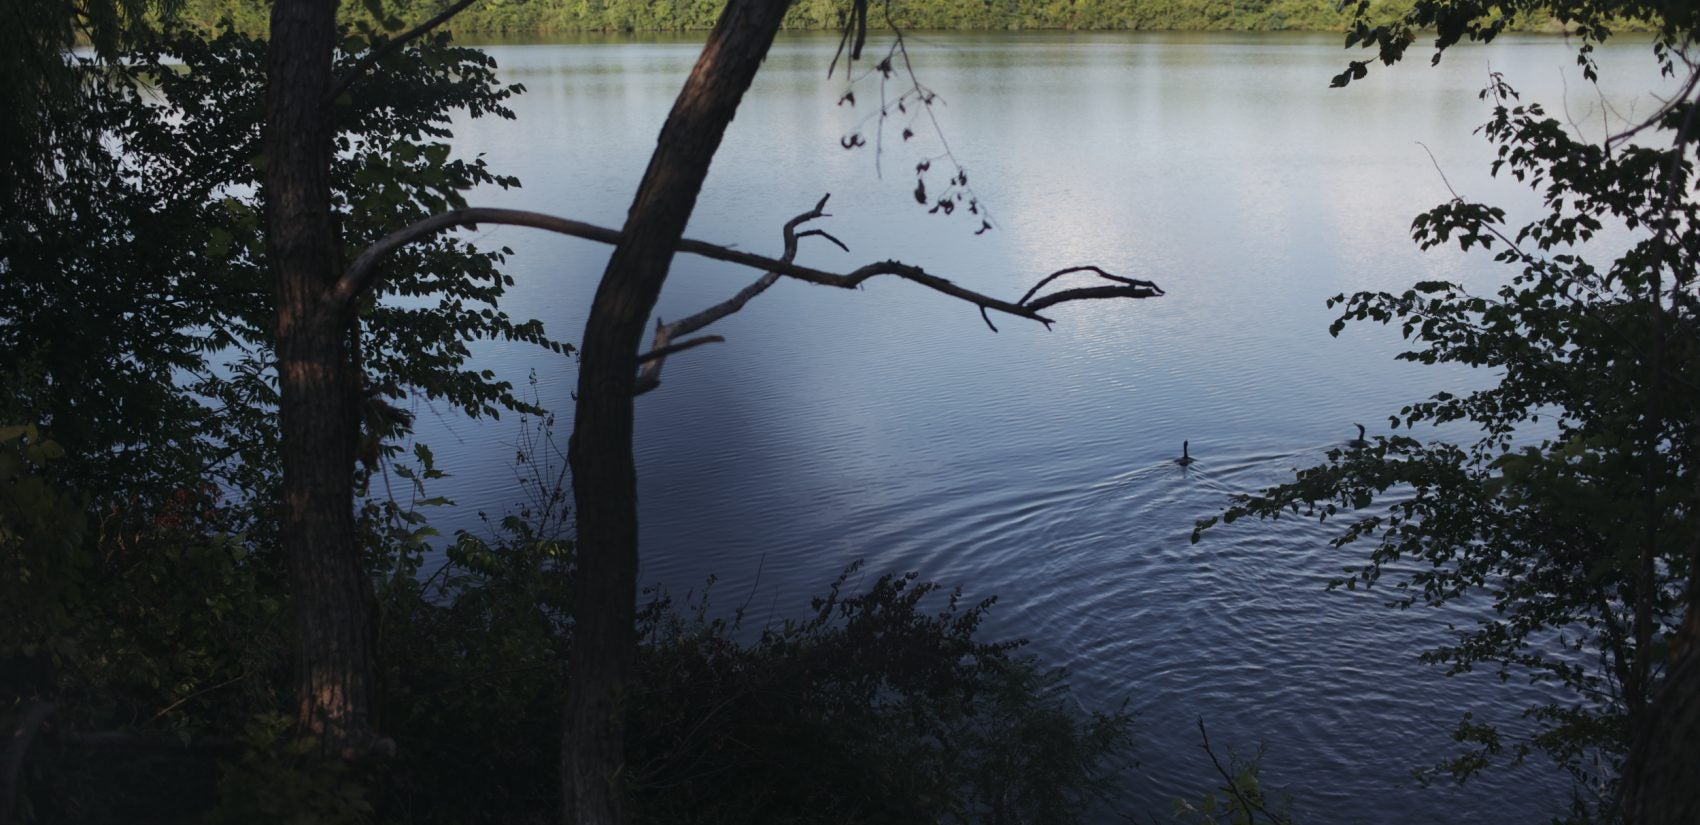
[327,0,482,104]
[336,200,1162,326]
[337,195,1164,394]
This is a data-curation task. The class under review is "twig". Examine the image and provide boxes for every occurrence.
[794,228,848,252]
[1197,718,1288,824]
[144,671,252,727]
[636,335,724,365]
[1605,61,1700,151]
[326,0,482,104]
[1018,265,1163,307]
[1415,141,1700,397]
[832,12,997,230]
[634,194,835,394]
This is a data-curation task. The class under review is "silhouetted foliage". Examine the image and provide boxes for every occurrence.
[0,25,561,518]
[1198,6,1698,819]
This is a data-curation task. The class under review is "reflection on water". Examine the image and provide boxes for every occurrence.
[403,32,1672,823]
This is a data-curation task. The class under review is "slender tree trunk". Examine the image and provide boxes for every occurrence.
[1621,428,1700,824]
[561,0,791,820]
[265,0,378,755]
[1622,625,1700,824]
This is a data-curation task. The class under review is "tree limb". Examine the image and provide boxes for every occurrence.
[1605,60,1700,151]
[634,193,832,394]
[636,335,724,365]
[1018,265,1161,306]
[326,0,482,104]
[335,200,1164,334]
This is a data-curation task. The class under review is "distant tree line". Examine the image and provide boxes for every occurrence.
[173,0,1407,35]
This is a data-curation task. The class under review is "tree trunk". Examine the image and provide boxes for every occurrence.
[1622,531,1700,825]
[1622,621,1700,824]
[264,0,378,756]
[561,0,791,820]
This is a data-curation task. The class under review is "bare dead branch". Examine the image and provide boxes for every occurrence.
[795,228,849,252]
[637,335,725,365]
[632,318,671,398]
[1606,61,1700,151]
[1026,283,1163,312]
[674,273,783,339]
[338,207,1055,323]
[327,0,482,104]
[338,196,1163,391]
[1018,265,1164,307]
[634,193,833,393]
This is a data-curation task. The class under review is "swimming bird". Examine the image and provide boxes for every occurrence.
[1348,423,1369,448]
[1175,441,1195,467]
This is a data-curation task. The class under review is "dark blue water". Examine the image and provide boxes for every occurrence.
[398,32,1672,822]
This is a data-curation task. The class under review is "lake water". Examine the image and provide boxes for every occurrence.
[408,31,1673,822]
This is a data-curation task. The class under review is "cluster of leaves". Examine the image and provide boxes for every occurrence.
[0,18,561,822]
[2,0,174,208]
[0,423,87,673]
[0,23,568,525]
[1333,0,1699,87]
[1196,34,1697,821]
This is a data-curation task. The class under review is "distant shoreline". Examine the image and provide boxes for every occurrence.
[172,0,1639,40]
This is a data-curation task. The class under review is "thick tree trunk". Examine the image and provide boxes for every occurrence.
[264,0,378,755]
[561,0,791,820]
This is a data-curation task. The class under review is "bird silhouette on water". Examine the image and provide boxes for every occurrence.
[1175,441,1195,467]
[1348,423,1369,448]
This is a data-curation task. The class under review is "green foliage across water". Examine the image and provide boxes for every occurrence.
[173,0,1412,35]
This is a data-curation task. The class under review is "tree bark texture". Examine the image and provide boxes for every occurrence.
[1622,596,1700,825]
[561,0,791,820]
[1622,647,1700,823]
[264,0,378,755]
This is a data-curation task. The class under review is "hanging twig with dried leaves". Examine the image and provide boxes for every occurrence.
[833,1,997,234]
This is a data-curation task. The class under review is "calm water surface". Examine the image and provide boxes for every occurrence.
[409,32,1674,822]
